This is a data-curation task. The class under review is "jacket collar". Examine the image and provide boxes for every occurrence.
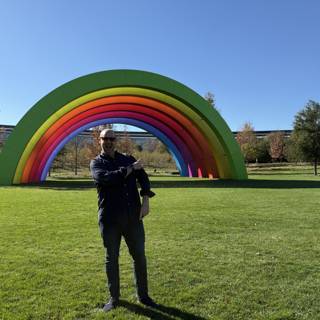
[100,150,119,160]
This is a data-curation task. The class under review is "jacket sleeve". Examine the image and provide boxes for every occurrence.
[90,159,127,186]
[136,168,156,198]
[127,155,155,198]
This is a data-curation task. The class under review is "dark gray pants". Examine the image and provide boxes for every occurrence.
[99,220,148,300]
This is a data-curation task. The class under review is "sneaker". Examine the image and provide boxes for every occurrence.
[139,296,158,308]
[102,298,119,312]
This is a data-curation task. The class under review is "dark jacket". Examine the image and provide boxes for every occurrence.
[90,151,155,224]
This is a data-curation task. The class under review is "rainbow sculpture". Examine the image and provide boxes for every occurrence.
[0,70,247,185]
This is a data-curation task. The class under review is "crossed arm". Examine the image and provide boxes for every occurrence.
[126,159,154,219]
[90,158,155,219]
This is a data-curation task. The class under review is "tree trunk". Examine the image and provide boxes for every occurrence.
[74,136,78,176]
[75,145,78,175]
[314,159,318,175]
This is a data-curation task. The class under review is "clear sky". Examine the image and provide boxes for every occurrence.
[0,0,319,131]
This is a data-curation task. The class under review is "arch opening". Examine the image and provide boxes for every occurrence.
[40,119,188,182]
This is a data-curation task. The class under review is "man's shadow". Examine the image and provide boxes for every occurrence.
[118,300,208,320]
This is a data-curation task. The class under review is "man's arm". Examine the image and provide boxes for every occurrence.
[132,160,155,219]
[135,168,156,198]
[90,159,129,187]
[139,195,150,220]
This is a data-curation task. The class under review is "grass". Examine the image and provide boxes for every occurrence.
[0,168,319,319]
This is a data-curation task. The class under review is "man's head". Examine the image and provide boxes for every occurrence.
[99,129,116,154]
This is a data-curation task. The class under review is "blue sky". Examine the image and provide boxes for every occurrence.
[0,0,319,131]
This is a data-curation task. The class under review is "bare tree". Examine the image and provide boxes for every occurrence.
[267,131,286,162]
[87,124,113,158]
[73,135,81,175]
[116,125,135,154]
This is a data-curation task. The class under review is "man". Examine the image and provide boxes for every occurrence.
[90,128,157,312]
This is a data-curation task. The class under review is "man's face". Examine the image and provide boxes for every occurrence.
[100,130,116,153]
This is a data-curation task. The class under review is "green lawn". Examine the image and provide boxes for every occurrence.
[0,170,319,320]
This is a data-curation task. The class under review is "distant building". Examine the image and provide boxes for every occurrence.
[233,129,292,139]
[0,124,292,146]
[0,125,157,147]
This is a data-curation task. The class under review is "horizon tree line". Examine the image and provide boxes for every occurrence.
[235,100,320,175]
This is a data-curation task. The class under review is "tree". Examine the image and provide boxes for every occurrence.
[204,91,220,113]
[72,135,81,175]
[143,138,158,152]
[0,126,5,152]
[51,146,68,173]
[133,137,176,170]
[59,136,83,175]
[267,131,286,162]
[116,125,135,154]
[205,92,215,107]
[87,124,112,159]
[284,135,305,163]
[256,138,271,163]
[236,122,258,163]
[293,100,320,175]
[88,126,101,158]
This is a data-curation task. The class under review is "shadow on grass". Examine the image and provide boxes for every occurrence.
[249,172,315,176]
[17,178,320,190]
[151,179,320,189]
[18,180,96,190]
[118,300,208,320]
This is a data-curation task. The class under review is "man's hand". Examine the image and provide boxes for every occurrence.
[133,159,143,170]
[126,159,143,178]
[139,196,149,220]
